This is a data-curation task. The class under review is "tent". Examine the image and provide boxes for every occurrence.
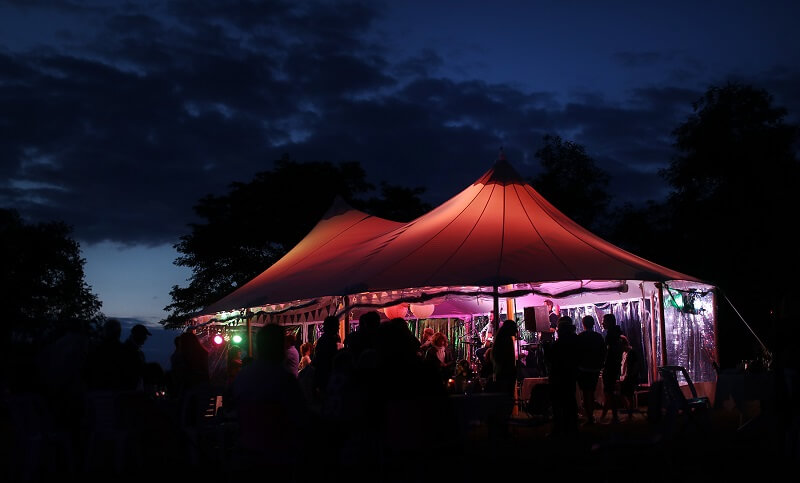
[190,157,718,385]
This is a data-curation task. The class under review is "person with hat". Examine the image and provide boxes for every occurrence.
[120,323,152,390]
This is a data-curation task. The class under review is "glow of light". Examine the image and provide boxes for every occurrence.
[232,334,243,344]
[213,334,224,345]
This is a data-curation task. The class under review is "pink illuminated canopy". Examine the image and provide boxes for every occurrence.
[198,159,699,321]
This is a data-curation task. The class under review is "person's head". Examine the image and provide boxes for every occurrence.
[130,324,152,346]
[323,315,340,334]
[255,324,286,364]
[544,299,553,311]
[557,316,575,335]
[582,315,596,331]
[300,342,313,357]
[499,319,518,338]
[620,335,631,351]
[602,313,617,330]
[104,318,122,341]
[421,327,435,342]
[285,331,297,349]
[359,311,381,331]
[432,332,447,348]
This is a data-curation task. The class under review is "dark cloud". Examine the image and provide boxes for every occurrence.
[1,1,799,246]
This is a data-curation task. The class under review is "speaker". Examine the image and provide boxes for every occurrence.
[523,307,536,331]
[524,306,550,332]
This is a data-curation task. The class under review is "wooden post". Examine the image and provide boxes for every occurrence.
[506,298,515,323]
[341,295,349,344]
[657,283,668,367]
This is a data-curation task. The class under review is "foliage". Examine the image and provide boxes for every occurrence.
[0,209,103,344]
[163,156,431,327]
[661,83,800,293]
[530,134,611,231]
[659,83,800,365]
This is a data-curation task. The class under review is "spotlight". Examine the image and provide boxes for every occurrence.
[213,334,224,345]
[232,334,243,344]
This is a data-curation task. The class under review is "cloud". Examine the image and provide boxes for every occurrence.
[1,1,798,246]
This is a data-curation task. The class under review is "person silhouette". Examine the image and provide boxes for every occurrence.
[619,335,641,418]
[87,318,124,390]
[120,323,152,391]
[312,316,342,400]
[548,316,580,437]
[600,313,624,423]
[577,315,606,425]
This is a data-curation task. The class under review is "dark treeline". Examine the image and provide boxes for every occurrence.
[165,83,800,369]
[2,82,797,376]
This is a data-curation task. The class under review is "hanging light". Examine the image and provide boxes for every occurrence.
[213,334,224,345]
[410,303,435,319]
[383,303,408,319]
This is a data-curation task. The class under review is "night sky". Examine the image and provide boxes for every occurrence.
[2,0,799,325]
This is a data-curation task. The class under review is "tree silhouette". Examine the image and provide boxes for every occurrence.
[661,83,800,363]
[530,134,611,231]
[0,208,103,343]
[163,156,431,327]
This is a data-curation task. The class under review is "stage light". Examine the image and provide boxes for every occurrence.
[232,334,243,344]
[213,334,224,345]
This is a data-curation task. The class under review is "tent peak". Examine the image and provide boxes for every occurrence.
[475,153,526,186]
[321,196,358,220]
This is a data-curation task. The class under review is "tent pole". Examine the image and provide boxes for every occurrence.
[712,288,720,370]
[342,295,350,344]
[657,283,668,366]
[640,283,655,384]
[492,285,500,334]
[246,310,253,357]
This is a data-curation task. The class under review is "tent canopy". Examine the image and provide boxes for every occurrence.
[196,157,703,324]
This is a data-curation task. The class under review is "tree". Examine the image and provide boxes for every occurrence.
[661,83,800,365]
[0,209,103,343]
[530,135,611,231]
[163,157,431,327]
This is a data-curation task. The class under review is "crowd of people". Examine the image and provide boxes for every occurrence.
[2,308,649,479]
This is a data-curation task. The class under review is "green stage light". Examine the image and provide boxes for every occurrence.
[232,334,243,344]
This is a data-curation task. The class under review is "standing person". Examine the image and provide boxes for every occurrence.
[87,318,124,390]
[312,316,342,400]
[179,331,210,390]
[298,342,313,373]
[424,332,455,382]
[491,319,518,396]
[576,315,606,425]
[284,331,300,377]
[120,323,152,390]
[230,324,311,470]
[544,299,559,332]
[600,313,624,423]
[619,335,641,418]
[548,317,581,437]
[418,327,436,356]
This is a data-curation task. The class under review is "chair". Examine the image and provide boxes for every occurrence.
[656,365,711,436]
[178,383,225,465]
